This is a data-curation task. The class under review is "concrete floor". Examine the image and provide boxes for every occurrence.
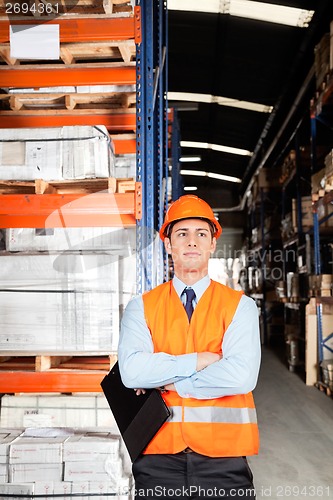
[248,347,333,500]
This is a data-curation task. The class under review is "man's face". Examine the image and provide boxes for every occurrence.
[164,219,216,275]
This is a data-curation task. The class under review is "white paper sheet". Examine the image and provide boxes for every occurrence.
[10,24,60,60]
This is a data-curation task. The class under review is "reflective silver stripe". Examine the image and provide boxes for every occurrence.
[184,406,257,424]
[168,406,183,422]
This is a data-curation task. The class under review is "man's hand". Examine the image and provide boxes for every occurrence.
[134,389,146,395]
[164,383,175,392]
[196,352,221,371]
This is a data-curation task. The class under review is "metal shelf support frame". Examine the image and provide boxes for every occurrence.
[311,108,333,369]
[171,109,183,202]
[135,0,168,293]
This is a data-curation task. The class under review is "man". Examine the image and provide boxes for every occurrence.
[118,195,261,500]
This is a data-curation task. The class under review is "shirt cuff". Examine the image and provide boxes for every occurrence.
[175,352,197,378]
[174,376,195,398]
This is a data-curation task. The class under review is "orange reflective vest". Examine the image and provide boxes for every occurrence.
[142,279,259,457]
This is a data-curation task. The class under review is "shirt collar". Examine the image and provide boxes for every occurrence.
[172,275,211,302]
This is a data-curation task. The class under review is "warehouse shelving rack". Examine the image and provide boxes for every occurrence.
[246,185,283,346]
[312,194,333,368]
[170,109,183,202]
[309,76,333,387]
[279,139,312,372]
[0,0,168,392]
[0,16,137,129]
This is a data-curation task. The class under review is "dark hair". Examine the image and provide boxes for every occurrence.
[166,217,215,239]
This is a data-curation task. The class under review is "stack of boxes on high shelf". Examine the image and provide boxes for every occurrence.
[0,125,136,497]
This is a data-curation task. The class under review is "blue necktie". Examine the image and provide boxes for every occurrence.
[184,288,196,321]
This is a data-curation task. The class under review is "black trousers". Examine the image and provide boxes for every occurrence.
[132,451,256,499]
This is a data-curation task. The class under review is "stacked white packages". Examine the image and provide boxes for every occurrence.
[0,429,133,499]
[4,226,136,252]
[0,430,23,484]
[0,394,117,430]
[0,254,120,352]
[0,125,115,180]
[9,435,67,483]
[63,433,122,484]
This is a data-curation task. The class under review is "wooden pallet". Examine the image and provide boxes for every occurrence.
[312,185,333,202]
[0,91,135,111]
[0,177,136,194]
[0,353,117,372]
[0,40,135,66]
[0,0,133,18]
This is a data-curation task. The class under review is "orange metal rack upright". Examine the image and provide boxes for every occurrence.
[0,7,141,392]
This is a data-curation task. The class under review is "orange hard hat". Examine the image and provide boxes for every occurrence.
[159,195,222,240]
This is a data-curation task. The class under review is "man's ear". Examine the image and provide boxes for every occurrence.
[164,237,172,255]
[210,237,217,254]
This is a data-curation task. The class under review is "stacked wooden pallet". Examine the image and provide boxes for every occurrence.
[0,353,116,372]
[0,177,136,194]
[0,39,135,66]
[0,0,133,17]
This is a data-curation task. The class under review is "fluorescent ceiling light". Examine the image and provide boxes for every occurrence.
[181,169,206,176]
[168,92,272,113]
[179,155,202,162]
[181,140,252,157]
[184,186,198,191]
[180,169,241,184]
[168,0,314,28]
[207,172,241,183]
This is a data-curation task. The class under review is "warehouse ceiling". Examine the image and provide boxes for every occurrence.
[167,0,333,220]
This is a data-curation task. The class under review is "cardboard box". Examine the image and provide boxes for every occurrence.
[0,483,35,496]
[292,196,313,229]
[0,126,114,180]
[9,463,63,483]
[114,154,136,179]
[305,298,333,386]
[0,290,119,352]
[9,436,67,464]
[0,395,117,429]
[317,201,333,227]
[63,433,120,462]
[311,167,326,194]
[5,226,136,253]
[34,481,72,496]
[0,463,8,482]
[0,430,22,464]
[64,458,122,482]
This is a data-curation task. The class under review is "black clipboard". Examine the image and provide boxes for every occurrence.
[101,361,171,462]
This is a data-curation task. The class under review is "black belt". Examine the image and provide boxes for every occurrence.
[182,447,194,453]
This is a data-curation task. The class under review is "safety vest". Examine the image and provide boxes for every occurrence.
[142,280,259,457]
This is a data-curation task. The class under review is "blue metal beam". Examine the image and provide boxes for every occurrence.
[136,0,168,292]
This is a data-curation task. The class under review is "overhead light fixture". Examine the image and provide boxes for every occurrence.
[184,186,198,191]
[179,155,202,162]
[168,92,273,113]
[181,170,206,176]
[180,169,241,184]
[181,140,252,157]
[207,172,241,183]
[168,0,314,28]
